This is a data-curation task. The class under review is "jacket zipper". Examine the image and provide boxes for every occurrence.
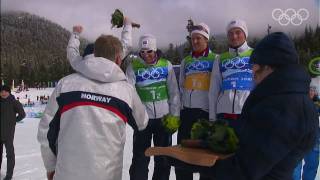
[189,89,194,107]
[232,89,237,114]
[232,49,239,114]
[153,101,157,119]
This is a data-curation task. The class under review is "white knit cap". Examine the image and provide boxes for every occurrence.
[191,22,210,40]
[226,19,248,38]
[139,34,157,51]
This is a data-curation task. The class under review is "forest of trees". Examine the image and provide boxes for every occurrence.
[1,11,319,87]
[0,11,87,86]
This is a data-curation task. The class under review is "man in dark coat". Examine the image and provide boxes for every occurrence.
[0,85,26,180]
[171,32,319,180]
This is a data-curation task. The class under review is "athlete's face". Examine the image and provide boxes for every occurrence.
[228,28,246,48]
[140,49,156,64]
[191,33,208,53]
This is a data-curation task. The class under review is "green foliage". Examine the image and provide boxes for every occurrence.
[111,9,124,28]
[162,114,180,134]
[191,119,239,154]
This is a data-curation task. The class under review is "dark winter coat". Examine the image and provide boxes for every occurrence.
[1,94,26,141]
[208,64,319,180]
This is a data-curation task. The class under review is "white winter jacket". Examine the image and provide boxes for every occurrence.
[37,29,148,180]
[209,42,253,120]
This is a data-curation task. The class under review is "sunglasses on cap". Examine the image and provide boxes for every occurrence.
[140,50,153,54]
[191,25,208,34]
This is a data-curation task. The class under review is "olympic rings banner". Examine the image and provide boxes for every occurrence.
[272,8,309,26]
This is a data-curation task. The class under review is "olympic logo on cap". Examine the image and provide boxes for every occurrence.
[186,61,210,72]
[137,67,165,80]
[272,8,309,26]
[222,57,249,70]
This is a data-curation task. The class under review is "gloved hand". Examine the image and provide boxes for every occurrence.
[162,114,180,134]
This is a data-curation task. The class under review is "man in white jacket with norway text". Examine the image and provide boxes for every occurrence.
[37,23,148,180]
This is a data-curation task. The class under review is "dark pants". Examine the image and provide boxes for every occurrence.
[175,108,211,180]
[0,140,15,178]
[130,118,172,180]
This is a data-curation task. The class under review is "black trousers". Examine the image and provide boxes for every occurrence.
[129,118,172,180]
[0,140,15,177]
[175,108,211,180]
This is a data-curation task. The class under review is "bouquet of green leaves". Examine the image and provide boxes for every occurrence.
[189,119,239,154]
[162,114,180,134]
[111,9,124,28]
[111,9,140,28]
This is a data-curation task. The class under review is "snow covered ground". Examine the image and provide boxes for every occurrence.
[0,88,319,179]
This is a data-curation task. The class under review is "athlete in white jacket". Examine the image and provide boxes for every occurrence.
[209,19,253,133]
[126,34,180,180]
[37,24,148,180]
[177,22,218,180]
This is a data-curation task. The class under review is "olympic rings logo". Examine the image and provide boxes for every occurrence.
[137,67,165,80]
[186,61,210,72]
[222,57,250,70]
[272,8,309,26]
[308,57,320,75]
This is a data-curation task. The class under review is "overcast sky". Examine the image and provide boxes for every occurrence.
[2,0,320,48]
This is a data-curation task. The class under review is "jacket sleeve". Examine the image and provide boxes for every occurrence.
[67,22,132,69]
[121,22,133,57]
[14,100,26,122]
[179,59,186,109]
[125,63,136,86]
[67,32,83,70]
[125,62,148,130]
[130,86,148,131]
[167,62,180,116]
[37,83,61,172]
[209,57,222,120]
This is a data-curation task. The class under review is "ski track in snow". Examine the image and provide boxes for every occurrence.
[0,88,318,180]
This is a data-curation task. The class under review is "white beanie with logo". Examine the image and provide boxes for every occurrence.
[139,34,157,51]
[191,22,210,40]
[226,19,248,38]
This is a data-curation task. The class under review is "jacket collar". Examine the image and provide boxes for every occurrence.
[192,47,209,58]
[73,56,127,83]
[228,41,250,55]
